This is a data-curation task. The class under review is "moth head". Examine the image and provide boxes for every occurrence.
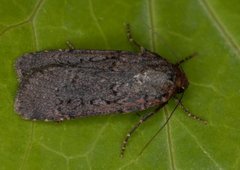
[174,66,189,93]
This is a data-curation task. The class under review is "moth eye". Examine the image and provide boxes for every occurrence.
[177,86,185,93]
[162,93,167,97]
[161,93,169,102]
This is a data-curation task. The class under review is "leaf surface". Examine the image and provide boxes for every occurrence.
[0,0,240,169]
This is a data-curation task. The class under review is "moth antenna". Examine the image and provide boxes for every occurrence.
[173,97,207,124]
[139,93,184,156]
[175,52,197,66]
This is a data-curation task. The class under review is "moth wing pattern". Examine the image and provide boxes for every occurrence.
[15,50,177,121]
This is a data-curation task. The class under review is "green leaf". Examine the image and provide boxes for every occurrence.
[1,0,240,169]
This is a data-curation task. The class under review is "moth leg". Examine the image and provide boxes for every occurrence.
[126,23,145,54]
[173,97,207,124]
[176,52,198,65]
[121,110,158,157]
[66,41,75,50]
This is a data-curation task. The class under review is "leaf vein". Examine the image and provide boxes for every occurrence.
[39,142,68,159]
[198,0,240,58]
[146,0,156,51]
[88,0,110,48]
[147,0,177,169]
[189,80,226,98]
[0,0,44,38]
[165,107,176,170]
[176,118,222,169]
[19,122,35,170]
[85,117,111,155]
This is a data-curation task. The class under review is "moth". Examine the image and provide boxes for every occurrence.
[15,24,206,157]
